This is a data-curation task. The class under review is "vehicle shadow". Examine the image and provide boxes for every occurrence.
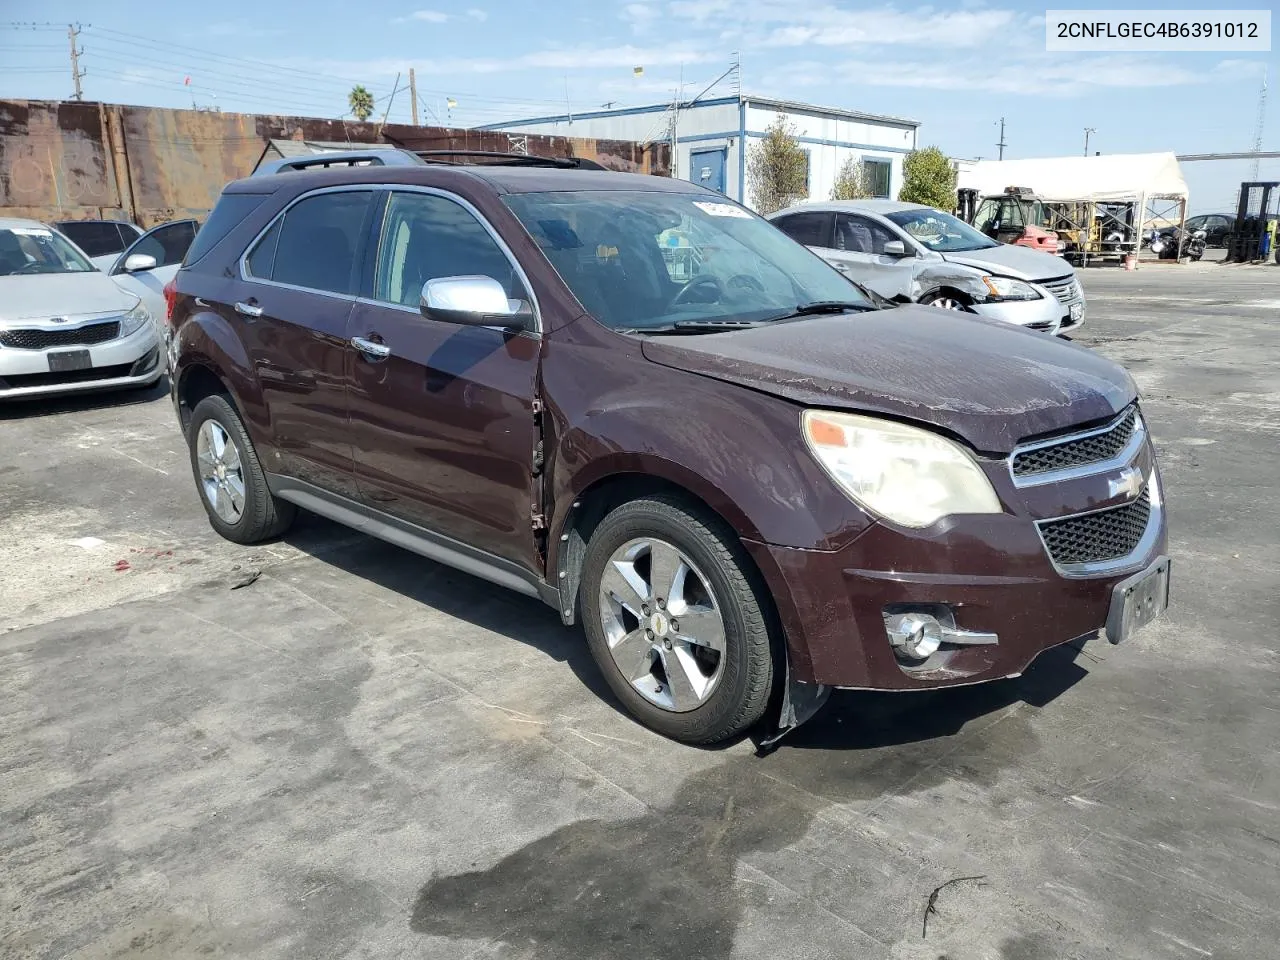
[284,510,1090,761]
[0,376,169,421]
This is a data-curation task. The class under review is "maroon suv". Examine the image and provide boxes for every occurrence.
[168,156,1169,745]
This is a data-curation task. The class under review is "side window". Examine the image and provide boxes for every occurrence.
[123,220,198,269]
[773,212,832,248]
[374,191,526,308]
[836,215,899,255]
[250,191,371,295]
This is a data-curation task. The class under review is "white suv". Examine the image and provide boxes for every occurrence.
[769,200,1085,335]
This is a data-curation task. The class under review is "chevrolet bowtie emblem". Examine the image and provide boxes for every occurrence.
[1108,465,1144,500]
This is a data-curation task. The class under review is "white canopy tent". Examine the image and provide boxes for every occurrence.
[957,152,1189,264]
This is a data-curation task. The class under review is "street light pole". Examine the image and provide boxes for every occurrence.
[1084,127,1096,156]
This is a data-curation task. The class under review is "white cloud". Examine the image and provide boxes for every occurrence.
[622,2,661,33]
[762,54,1264,98]
[467,8,488,20]
[404,9,450,22]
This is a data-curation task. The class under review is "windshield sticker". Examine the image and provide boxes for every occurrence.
[692,201,751,219]
[9,227,53,237]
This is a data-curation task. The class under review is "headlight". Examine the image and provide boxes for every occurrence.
[119,301,152,337]
[802,410,1002,527]
[980,276,1040,301]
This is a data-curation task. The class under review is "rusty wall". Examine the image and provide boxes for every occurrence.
[0,99,670,228]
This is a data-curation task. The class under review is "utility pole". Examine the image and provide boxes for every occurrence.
[1083,127,1096,157]
[996,117,1006,160]
[409,68,419,126]
[1250,66,1268,181]
[67,23,85,101]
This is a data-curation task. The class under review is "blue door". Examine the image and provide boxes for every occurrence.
[689,148,727,194]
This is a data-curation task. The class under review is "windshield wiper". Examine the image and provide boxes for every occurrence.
[791,300,874,314]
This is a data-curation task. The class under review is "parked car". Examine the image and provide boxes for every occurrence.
[0,219,163,399]
[54,218,144,271]
[168,159,1169,744]
[770,200,1086,335]
[1183,213,1234,248]
[107,219,200,324]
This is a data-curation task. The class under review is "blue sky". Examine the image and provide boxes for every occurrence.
[2,1,1276,211]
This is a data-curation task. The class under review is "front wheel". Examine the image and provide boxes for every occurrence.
[580,496,776,744]
[921,291,972,311]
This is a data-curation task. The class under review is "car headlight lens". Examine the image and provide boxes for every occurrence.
[802,410,1002,527]
[981,276,1040,301]
[119,301,152,337]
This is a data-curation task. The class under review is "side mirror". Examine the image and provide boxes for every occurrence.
[882,240,908,257]
[420,275,533,331]
[123,253,158,273]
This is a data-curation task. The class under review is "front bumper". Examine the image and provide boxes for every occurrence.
[973,290,1085,334]
[0,322,162,399]
[744,450,1166,690]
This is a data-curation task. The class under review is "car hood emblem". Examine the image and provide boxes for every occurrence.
[1108,465,1144,500]
[50,316,68,323]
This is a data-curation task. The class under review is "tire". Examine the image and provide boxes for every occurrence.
[921,291,972,311]
[580,495,776,744]
[187,394,295,544]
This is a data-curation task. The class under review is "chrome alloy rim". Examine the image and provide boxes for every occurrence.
[196,421,245,523]
[928,296,966,310]
[598,537,726,712]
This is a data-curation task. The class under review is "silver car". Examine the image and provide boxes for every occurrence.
[0,218,163,400]
[769,200,1085,335]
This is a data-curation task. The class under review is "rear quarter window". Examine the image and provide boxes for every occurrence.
[184,193,268,265]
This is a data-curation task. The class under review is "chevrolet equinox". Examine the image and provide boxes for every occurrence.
[168,155,1170,745]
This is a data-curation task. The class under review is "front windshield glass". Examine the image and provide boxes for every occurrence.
[503,191,871,331]
[884,208,1000,253]
[0,225,96,276]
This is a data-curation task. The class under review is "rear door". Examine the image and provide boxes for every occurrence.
[827,213,913,299]
[345,187,541,570]
[109,219,199,321]
[231,188,375,498]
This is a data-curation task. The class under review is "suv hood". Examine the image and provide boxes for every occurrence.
[640,305,1134,453]
[0,272,138,324]
[940,243,1071,282]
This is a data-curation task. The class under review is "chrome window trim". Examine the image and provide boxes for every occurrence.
[1009,407,1144,488]
[1035,471,1163,579]
[365,184,542,335]
[236,184,381,301]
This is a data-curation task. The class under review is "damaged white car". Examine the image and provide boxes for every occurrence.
[769,200,1085,335]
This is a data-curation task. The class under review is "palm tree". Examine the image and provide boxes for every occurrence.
[348,85,375,122]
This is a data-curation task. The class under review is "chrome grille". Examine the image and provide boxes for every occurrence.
[1038,274,1081,305]
[1038,490,1151,566]
[1012,407,1138,478]
[0,322,120,350]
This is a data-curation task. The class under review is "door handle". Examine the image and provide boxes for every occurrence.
[351,336,391,361]
[235,301,263,318]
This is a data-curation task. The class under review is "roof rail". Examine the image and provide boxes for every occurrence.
[414,150,606,171]
[252,149,426,177]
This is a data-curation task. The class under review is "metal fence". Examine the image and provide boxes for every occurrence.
[0,99,670,228]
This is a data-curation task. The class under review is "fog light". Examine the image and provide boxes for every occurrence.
[885,612,943,660]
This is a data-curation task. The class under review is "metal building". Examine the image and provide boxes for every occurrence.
[477,94,919,209]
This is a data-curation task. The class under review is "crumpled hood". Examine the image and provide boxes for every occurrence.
[941,242,1072,282]
[0,272,137,324]
[640,305,1135,454]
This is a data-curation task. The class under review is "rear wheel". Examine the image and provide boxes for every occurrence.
[580,496,776,744]
[188,394,295,544]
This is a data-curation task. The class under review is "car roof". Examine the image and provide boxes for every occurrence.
[771,199,931,217]
[0,217,56,230]
[226,163,715,198]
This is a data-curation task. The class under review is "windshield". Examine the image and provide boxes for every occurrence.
[503,191,871,331]
[885,208,1000,253]
[0,226,96,276]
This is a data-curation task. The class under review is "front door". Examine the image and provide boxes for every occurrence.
[110,219,198,321]
[346,189,540,571]
[826,213,914,300]
[689,148,727,195]
[232,188,375,498]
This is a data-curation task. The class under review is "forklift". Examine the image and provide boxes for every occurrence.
[1225,181,1280,263]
